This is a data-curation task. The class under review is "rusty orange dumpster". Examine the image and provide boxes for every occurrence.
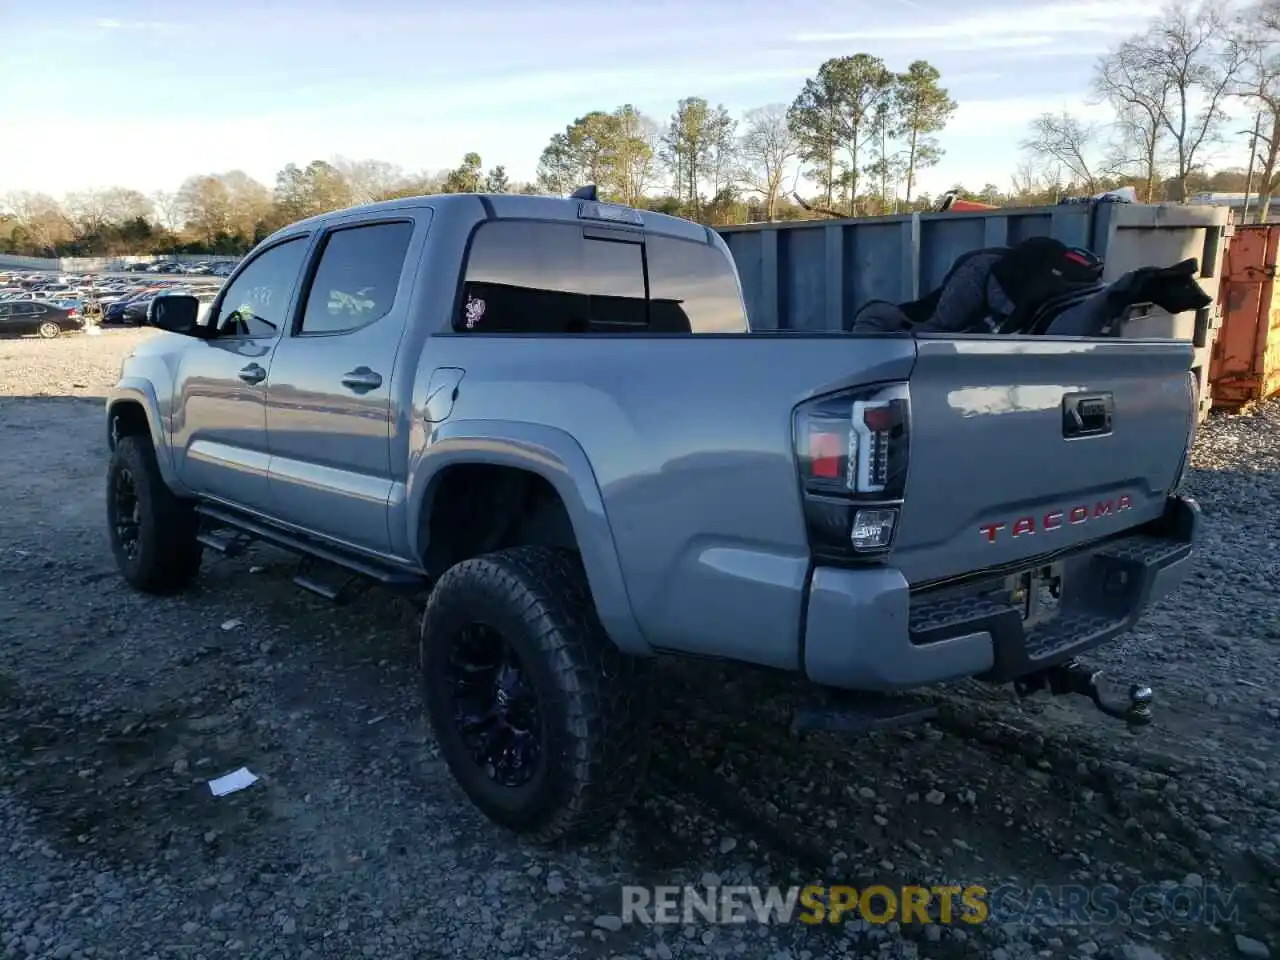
[1212,224,1280,408]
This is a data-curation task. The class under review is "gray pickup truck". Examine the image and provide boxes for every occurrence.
[105,189,1199,842]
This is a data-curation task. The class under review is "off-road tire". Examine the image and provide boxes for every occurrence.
[106,435,203,594]
[421,546,652,843]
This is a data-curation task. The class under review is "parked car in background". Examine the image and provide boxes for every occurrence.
[0,300,83,338]
[51,297,86,315]
[120,287,194,325]
[103,289,161,325]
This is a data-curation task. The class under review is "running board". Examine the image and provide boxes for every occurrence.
[194,503,425,592]
[197,529,251,557]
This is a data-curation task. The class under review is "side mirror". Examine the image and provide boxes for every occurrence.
[148,295,201,334]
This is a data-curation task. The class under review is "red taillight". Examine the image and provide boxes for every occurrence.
[794,383,911,558]
[808,427,844,479]
[68,308,79,317]
[861,405,895,432]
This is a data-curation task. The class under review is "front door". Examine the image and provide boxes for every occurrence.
[171,235,310,512]
[264,218,419,558]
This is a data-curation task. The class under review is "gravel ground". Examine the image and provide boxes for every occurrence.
[0,328,1277,960]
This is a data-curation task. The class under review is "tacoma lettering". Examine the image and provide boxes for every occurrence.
[980,495,1132,543]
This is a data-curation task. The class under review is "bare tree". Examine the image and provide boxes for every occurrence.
[1094,40,1174,201]
[216,171,272,242]
[1235,0,1280,219]
[151,190,183,232]
[1,192,73,255]
[176,175,232,247]
[1119,3,1242,199]
[737,104,799,220]
[64,190,115,236]
[332,157,408,204]
[1021,111,1102,193]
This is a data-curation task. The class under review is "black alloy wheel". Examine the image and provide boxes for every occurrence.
[112,465,142,561]
[446,622,544,787]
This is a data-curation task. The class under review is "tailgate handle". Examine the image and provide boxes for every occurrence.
[1063,392,1113,438]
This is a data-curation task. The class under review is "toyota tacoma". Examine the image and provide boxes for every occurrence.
[104,189,1199,842]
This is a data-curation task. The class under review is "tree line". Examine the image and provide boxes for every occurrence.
[1,0,1275,260]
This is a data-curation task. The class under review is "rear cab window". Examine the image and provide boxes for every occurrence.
[457,219,746,334]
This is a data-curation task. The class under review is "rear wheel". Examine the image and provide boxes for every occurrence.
[106,435,202,593]
[36,321,60,339]
[421,546,652,843]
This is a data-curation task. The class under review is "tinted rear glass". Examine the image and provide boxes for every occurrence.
[460,221,648,333]
[646,236,746,333]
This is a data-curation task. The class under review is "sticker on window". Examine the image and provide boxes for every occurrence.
[464,294,486,330]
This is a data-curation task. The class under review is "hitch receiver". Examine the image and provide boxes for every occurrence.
[1014,659,1153,727]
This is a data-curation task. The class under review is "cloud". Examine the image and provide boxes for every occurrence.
[239,63,822,124]
[949,95,1115,130]
[93,18,179,32]
[788,0,1154,49]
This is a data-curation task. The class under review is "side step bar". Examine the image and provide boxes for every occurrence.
[194,503,426,595]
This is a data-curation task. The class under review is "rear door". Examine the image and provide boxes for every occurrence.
[263,216,421,558]
[891,336,1197,585]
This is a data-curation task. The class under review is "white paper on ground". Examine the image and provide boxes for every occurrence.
[208,767,259,797]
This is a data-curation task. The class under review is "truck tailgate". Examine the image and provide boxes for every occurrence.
[892,336,1196,585]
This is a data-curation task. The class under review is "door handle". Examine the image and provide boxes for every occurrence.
[238,363,266,385]
[341,367,383,393]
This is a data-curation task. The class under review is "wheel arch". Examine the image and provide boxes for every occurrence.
[408,420,650,655]
[106,381,184,492]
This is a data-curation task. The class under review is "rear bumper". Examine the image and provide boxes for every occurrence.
[803,494,1198,692]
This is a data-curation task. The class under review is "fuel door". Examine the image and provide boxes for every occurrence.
[425,367,465,423]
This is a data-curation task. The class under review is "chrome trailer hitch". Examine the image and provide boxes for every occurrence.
[1014,659,1154,727]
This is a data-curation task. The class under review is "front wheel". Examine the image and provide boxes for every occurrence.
[36,321,60,339]
[421,546,652,843]
[106,435,203,593]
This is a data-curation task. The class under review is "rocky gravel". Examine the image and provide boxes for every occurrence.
[0,328,1278,960]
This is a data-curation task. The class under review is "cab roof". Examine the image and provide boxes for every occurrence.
[265,192,714,248]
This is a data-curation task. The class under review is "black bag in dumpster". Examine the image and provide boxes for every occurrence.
[1037,257,1214,337]
[846,236,1104,335]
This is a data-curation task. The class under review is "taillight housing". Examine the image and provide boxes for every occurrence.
[793,382,910,560]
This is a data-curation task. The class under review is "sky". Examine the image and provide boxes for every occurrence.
[1,0,1258,200]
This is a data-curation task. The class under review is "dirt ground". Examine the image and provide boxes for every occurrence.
[0,328,1277,960]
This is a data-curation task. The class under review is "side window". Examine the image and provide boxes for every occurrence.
[646,236,747,333]
[13,303,36,317]
[459,221,647,333]
[213,236,309,338]
[299,221,414,335]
